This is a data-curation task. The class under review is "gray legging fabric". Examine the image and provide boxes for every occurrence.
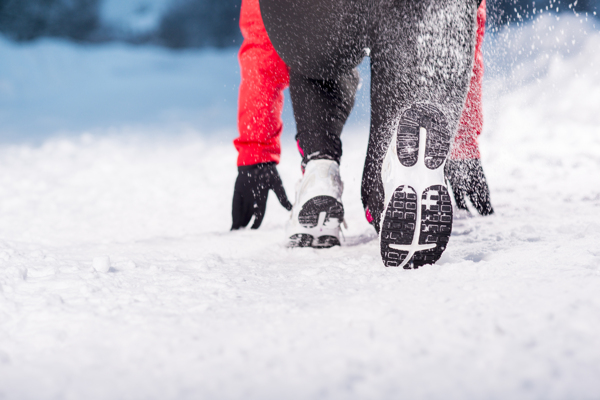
[260,0,479,214]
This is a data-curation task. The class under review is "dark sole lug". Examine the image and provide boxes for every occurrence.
[380,186,417,267]
[380,185,452,268]
[396,104,451,170]
[298,196,344,228]
[289,234,314,248]
[288,233,341,249]
[313,235,341,248]
[414,185,452,267]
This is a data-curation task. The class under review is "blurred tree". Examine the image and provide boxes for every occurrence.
[157,0,241,48]
[0,0,100,42]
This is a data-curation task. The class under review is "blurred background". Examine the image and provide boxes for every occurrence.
[0,0,242,48]
[0,0,599,142]
[1,0,599,47]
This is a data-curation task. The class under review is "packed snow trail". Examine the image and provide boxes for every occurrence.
[1,15,600,400]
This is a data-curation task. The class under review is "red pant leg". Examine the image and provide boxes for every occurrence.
[234,0,290,167]
[450,0,486,160]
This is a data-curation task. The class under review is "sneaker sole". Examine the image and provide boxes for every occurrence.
[380,104,453,269]
[288,195,344,248]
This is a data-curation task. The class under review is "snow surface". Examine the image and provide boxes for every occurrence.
[1,14,600,400]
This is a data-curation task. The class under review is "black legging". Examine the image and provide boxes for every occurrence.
[260,0,479,215]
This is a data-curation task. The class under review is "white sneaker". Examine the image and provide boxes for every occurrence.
[287,160,344,248]
[379,104,453,268]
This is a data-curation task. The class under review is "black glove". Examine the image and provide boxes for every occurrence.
[445,159,494,216]
[231,162,293,230]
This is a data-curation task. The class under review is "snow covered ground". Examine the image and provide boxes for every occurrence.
[1,14,600,400]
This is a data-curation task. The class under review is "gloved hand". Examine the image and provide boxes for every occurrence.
[445,159,494,216]
[231,162,293,230]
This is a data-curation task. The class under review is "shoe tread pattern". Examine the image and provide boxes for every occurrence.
[396,104,451,170]
[298,196,344,228]
[380,186,417,267]
[314,235,341,248]
[397,115,420,167]
[289,234,314,248]
[414,185,453,267]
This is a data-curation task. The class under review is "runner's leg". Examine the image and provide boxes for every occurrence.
[362,0,479,233]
